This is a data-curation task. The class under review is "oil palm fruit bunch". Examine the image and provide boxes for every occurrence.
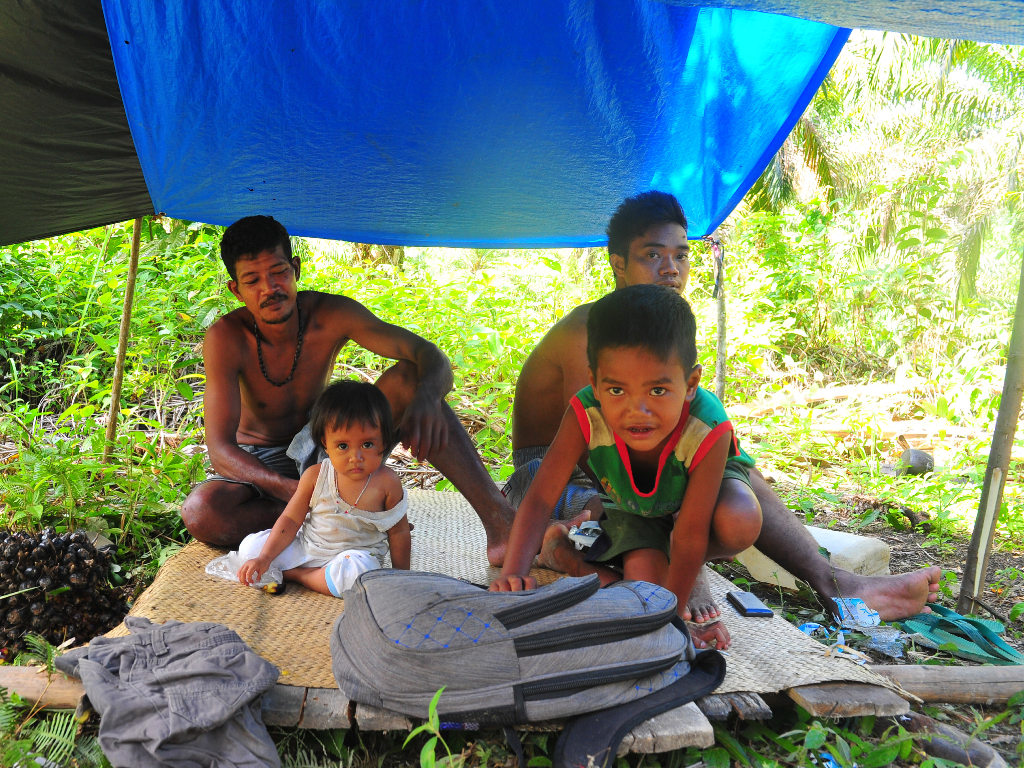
[0,528,128,654]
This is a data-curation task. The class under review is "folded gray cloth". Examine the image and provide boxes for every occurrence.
[58,617,280,768]
[287,423,328,477]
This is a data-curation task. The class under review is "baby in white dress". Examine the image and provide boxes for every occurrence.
[237,380,410,597]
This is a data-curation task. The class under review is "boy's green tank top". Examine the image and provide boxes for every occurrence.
[569,385,754,518]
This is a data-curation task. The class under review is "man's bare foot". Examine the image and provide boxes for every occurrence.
[681,566,722,623]
[824,566,943,621]
[487,536,508,569]
[689,619,731,650]
[485,509,515,567]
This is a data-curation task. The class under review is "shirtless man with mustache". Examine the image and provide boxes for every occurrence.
[182,215,514,565]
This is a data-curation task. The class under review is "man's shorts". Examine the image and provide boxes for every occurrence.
[501,446,600,521]
[196,423,329,500]
[196,444,301,499]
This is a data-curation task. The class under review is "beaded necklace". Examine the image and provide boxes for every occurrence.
[255,298,304,387]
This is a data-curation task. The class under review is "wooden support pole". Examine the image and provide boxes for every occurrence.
[958,250,1024,614]
[102,219,142,464]
[710,237,727,400]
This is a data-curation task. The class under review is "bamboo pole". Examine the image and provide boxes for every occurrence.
[710,237,727,400]
[101,219,142,464]
[958,249,1024,614]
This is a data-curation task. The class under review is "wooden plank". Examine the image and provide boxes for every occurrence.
[299,688,351,729]
[697,692,772,721]
[696,694,732,720]
[0,666,85,709]
[355,702,413,731]
[788,683,909,718]
[868,664,1024,705]
[262,684,307,727]
[618,703,715,755]
[729,692,773,720]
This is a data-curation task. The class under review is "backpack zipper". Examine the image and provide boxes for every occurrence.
[519,657,678,700]
[513,610,674,656]
[492,576,600,629]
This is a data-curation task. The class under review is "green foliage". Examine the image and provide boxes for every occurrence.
[304,245,614,470]
[0,682,108,768]
[0,403,204,577]
[404,688,456,768]
[746,32,1024,305]
[1010,601,1024,623]
[15,633,60,680]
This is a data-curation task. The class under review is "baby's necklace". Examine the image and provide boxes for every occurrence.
[255,298,304,387]
[338,468,375,510]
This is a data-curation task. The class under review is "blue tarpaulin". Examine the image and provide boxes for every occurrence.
[4,2,1021,247]
[101,1,847,246]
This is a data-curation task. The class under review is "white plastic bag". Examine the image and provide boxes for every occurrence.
[206,552,283,588]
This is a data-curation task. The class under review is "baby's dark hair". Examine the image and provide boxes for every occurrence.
[587,284,698,373]
[606,191,688,261]
[309,380,396,454]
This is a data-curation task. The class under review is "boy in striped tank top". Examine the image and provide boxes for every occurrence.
[492,285,762,649]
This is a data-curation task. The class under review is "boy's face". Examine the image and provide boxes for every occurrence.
[609,222,690,293]
[589,346,701,453]
[323,421,386,484]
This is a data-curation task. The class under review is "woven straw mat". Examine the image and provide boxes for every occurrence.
[107,489,885,692]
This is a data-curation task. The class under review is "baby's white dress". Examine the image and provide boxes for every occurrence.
[238,459,408,596]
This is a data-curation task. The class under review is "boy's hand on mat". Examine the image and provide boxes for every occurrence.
[238,558,268,587]
[489,575,537,592]
[689,620,731,651]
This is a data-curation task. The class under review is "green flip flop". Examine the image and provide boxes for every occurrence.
[900,609,1024,665]
[902,617,1010,664]
[930,604,1005,635]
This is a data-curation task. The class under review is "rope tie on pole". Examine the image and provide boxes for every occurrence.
[704,235,727,401]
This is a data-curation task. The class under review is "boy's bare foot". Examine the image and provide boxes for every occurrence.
[538,524,581,574]
[681,566,721,623]
[559,509,592,529]
[689,619,731,650]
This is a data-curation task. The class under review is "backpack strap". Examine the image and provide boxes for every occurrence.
[552,632,725,768]
[503,727,526,768]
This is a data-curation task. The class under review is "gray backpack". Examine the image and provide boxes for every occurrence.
[330,570,721,727]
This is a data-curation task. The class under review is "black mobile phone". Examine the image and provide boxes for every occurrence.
[726,590,774,618]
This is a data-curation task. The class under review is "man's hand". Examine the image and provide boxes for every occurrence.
[689,619,731,650]
[238,557,271,586]
[489,574,537,592]
[399,392,450,461]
